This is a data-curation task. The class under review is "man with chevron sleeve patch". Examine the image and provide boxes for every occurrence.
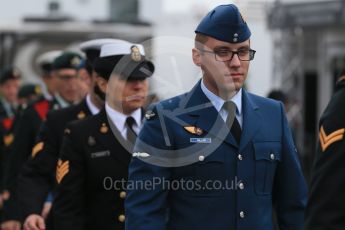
[52,40,154,230]
[1,52,83,229]
[18,39,122,230]
[305,70,345,229]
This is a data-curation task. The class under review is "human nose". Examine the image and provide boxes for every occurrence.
[131,80,145,89]
[229,53,241,67]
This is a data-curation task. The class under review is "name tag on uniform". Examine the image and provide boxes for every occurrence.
[91,150,110,158]
[190,138,211,143]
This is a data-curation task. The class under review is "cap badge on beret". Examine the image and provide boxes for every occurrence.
[35,85,42,95]
[71,57,82,68]
[131,45,142,62]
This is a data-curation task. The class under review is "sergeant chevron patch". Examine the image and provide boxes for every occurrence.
[32,142,44,158]
[319,126,344,152]
[56,159,69,184]
[3,134,14,147]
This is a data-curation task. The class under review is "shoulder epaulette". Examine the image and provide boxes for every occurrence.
[34,100,50,121]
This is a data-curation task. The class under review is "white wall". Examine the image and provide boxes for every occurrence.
[246,21,273,97]
[0,0,108,22]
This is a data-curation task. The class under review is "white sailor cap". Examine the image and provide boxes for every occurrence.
[79,38,130,62]
[93,41,154,80]
[99,42,145,58]
[79,38,130,52]
[36,50,63,73]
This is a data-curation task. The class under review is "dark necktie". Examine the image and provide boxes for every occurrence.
[125,116,137,144]
[223,101,242,144]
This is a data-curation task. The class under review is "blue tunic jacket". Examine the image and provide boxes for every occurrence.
[126,81,307,230]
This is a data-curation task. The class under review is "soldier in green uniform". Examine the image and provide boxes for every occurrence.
[1,52,82,230]
[35,50,63,100]
[0,67,21,227]
[0,67,21,121]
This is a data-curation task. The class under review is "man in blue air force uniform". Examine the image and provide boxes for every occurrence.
[125,4,307,230]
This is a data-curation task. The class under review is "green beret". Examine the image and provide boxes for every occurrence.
[52,52,83,70]
[18,84,42,99]
[0,67,21,84]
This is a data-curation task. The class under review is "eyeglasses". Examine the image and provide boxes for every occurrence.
[199,48,256,62]
[57,74,78,81]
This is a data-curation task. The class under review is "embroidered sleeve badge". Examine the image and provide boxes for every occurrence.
[319,126,344,152]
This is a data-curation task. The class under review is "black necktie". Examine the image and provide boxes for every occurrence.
[125,116,137,144]
[223,101,242,144]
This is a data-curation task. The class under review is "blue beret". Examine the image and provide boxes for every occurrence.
[195,4,251,43]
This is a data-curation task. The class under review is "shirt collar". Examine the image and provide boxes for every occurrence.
[54,93,71,108]
[231,88,242,116]
[43,92,53,101]
[105,102,142,132]
[201,79,242,115]
[0,98,15,117]
[86,94,100,115]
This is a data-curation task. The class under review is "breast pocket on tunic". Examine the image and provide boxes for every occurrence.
[189,152,226,197]
[253,141,282,196]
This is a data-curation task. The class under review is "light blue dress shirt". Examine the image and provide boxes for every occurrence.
[200,79,243,128]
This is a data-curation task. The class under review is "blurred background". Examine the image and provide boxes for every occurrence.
[1,0,344,180]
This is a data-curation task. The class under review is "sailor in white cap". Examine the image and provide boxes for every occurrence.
[77,38,131,100]
[52,40,154,230]
[19,38,128,230]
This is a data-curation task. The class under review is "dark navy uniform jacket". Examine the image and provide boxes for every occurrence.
[52,108,132,230]
[126,81,307,230]
[305,79,345,229]
[17,98,92,221]
[2,96,60,221]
